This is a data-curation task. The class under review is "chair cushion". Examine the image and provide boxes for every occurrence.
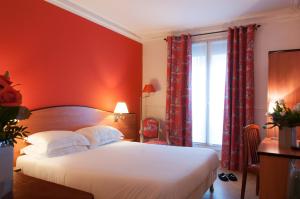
[143,118,159,138]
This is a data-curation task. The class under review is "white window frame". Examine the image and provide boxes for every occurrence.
[191,34,227,152]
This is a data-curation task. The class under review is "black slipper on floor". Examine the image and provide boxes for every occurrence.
[218,173,229,181]
[226,173,238,181]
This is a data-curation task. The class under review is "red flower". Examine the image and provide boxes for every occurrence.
[0,86,22,106]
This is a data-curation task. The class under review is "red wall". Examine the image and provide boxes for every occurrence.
[0,0,142,119]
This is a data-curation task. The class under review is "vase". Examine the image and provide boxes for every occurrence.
[279,127,292,148]
[291,127,300,149]
[0,145,13,198]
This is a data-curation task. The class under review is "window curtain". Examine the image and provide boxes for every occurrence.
[165,35,192,147]
[221,25,255,171]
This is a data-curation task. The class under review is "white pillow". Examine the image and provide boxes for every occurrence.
[21,145,88,157]
[26,131,90,154]
[76,125,124,148]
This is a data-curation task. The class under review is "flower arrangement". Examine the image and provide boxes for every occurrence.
[264,100,300,129]
[0,71,31,147]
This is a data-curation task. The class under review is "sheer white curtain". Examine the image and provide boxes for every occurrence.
[192,39,227,146]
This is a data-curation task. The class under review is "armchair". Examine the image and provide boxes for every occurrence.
[139,118,170,145]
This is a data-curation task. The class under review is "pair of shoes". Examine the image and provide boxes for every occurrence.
[218,173,238,182]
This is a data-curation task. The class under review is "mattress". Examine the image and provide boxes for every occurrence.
[17,141,219,199]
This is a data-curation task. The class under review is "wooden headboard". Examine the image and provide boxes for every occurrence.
[14,105,137,165]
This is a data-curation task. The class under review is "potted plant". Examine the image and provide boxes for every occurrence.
[0,71,31,198]
[264,100,300,148]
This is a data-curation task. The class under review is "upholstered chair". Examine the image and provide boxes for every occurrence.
[139,118,170,145]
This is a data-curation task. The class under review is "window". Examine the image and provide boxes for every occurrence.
[192,39,227,146]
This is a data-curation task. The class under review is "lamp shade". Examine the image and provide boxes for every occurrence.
[114,102,129,114]
[142,84,156,93]
[268,101,276,113]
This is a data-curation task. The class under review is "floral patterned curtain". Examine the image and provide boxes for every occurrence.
[221,25,255,170]
[165,35,192,147]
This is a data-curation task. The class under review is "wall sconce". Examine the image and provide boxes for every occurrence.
[114,102,129,122]
[142,84,156,97]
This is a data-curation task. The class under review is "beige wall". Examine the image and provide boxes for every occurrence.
[142,16,300,137]
[254,18,300,137]
[142,40,167,120]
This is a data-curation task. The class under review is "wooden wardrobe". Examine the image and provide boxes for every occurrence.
[268,49,300,137]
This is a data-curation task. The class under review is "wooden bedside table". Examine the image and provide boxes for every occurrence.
[122,138,136,142]
[3,172,94,199]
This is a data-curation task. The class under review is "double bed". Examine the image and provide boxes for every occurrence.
[15,106,219,199]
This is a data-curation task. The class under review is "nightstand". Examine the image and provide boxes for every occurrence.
[122,138,136,142]
[3,172,94,199]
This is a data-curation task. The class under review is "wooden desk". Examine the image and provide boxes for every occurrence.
[258,138,300,199]
[3,172,94,199]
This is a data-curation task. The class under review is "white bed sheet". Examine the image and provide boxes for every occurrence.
[17,141,219,199]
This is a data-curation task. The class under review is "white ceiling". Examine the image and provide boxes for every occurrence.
[48,0,298,41]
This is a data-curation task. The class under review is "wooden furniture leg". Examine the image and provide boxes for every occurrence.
[241,168,247,199]
[209,184,214,193]
[256,174,259,195]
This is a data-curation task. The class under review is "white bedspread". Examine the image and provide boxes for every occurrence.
[17,141,219,199]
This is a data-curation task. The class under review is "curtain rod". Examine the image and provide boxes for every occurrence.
[163,24,261,41]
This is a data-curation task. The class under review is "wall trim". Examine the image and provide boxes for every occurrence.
[142,7,300,42]
[45,1,300,43]
[46,0,142,43]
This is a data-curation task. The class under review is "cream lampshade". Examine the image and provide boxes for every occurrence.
[114,102,129,114]
[268,100,276,114]
[114,102,128,122]
[267,100,278,138]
